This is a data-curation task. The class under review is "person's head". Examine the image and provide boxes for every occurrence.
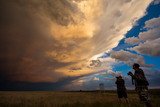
[119,75,122,79]
[132,63,140,70]
[116,75,122,79]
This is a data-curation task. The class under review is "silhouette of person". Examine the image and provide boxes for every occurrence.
[115,76,128,103]
[128,63,151,107]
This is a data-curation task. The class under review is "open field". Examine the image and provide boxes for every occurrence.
[0,90,160,107]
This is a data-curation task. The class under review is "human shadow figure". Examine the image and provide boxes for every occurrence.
[115,76,129,105]
[128,63,152,107]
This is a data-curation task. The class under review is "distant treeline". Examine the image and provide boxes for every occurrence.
[65,89,160,95]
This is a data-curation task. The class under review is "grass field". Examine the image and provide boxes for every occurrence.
[0,90,160,107]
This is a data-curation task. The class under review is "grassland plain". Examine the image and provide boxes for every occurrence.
[0,90,159,107]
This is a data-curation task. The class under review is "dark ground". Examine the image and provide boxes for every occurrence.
[0,89,159,107]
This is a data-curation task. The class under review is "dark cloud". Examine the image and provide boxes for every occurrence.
[0,0,75,82]
[0,76,80,91]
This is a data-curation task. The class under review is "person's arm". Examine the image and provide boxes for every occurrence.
[128,72,135,85]
[128,72,135,79]
[115,80,117,84]
[140,69,145,77]
[140,69,149,85]
[123,79,125,84]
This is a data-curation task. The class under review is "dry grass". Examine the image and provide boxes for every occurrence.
[0,90,159,107]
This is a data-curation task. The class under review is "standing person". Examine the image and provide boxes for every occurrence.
[128,63,151,107]
[115,76,129,103]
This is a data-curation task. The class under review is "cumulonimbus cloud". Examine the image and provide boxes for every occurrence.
[0,0,152,82]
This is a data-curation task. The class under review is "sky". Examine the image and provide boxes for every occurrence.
[0,0,160,90]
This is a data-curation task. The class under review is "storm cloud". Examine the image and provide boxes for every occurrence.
[0,0,152,90]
